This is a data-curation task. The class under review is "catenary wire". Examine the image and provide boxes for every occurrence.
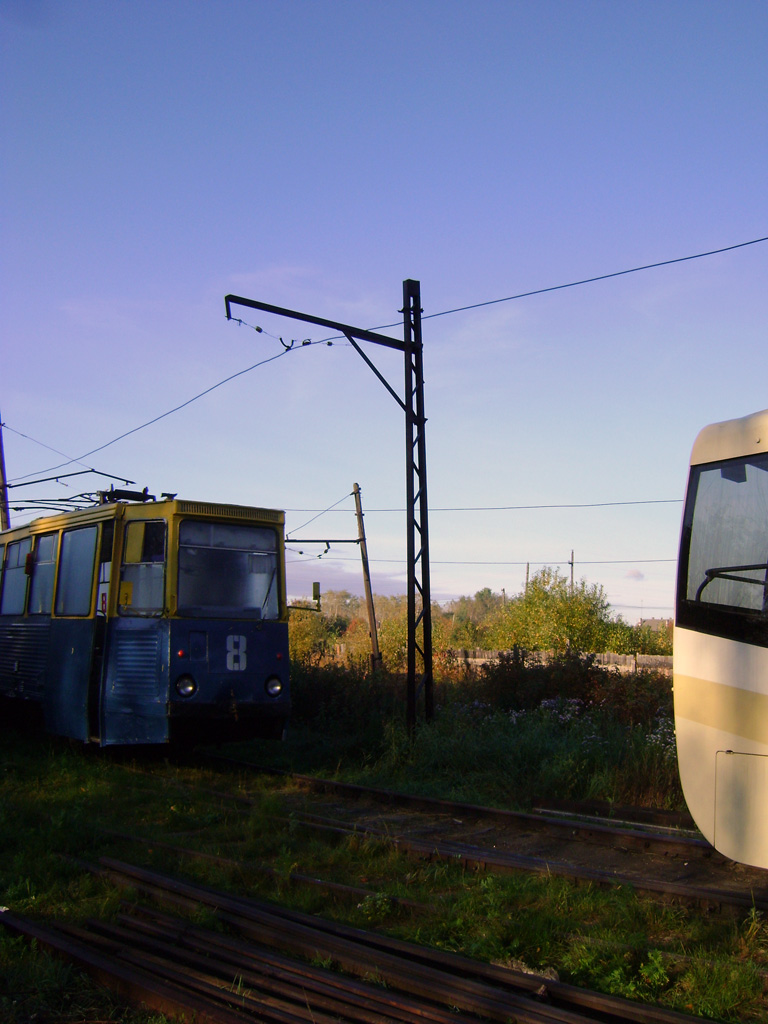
[288,553,675,566]
[284,498,681,513]
[363,234,768,332]
[9,233,766,483]
[420,234,768,321]
[6,349,292,482]
[289,491,354,535]
[2,423,99,474]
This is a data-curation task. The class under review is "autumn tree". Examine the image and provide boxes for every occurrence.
[443,587,504,647]
[486,567,612,654]
[288,608,331,666]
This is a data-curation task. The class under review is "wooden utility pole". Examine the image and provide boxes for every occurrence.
[353,482,382,673]
[0,411,10,530]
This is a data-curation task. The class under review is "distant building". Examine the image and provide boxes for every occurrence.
[638,617,673,632]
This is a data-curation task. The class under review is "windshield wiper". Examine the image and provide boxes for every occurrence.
[261,568,277,616]
[695,562,768,601]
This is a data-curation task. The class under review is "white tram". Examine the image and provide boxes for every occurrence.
[675,408,768,868]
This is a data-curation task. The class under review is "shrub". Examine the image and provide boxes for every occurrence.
[466,649,602,712]
[283,658,682,809]
[587,669,672,727]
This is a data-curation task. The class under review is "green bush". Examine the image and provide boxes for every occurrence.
[283,658,681,809]
[467,649,602,711]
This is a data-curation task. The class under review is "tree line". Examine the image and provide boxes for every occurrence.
[289,566,673,669]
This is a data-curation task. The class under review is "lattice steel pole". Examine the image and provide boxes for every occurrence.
[403,280,434,729]
[224,281,434,728]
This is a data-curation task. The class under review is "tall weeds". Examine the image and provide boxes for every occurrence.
[284,655,681,809]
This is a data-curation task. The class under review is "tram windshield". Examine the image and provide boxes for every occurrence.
[682,453,768,617]
[177,521,280,619]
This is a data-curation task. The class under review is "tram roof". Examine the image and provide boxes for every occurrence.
[690,407,768,466]
[0,498,285,539]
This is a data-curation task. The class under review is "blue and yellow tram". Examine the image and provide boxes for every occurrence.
[0,495,290,745]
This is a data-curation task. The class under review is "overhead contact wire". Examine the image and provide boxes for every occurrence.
[11,233,766,481]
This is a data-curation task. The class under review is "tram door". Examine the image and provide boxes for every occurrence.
[87,521,114,741]
[45,524,102,741]
[100,519,169,745]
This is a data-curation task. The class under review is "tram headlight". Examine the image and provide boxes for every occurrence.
[175,674,198,698]
[265,676,283,697]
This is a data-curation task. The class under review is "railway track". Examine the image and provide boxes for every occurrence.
[1,858,711,1024]
[4,751,766,1021]
[205,756,706,853]
[205,756,768,913]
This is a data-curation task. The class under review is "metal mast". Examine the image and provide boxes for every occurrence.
[224,282,434,728]
[402,281,433,725]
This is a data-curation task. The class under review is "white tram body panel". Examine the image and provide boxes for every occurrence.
[675,407,768,869]
[674,627,768,865]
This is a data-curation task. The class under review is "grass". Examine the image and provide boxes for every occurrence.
[1,663,766,1022]
[264,658,683,809]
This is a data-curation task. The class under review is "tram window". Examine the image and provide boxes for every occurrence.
[685,454,768,612]
[119,520,166,616]
[29,533,58,615]
[99,520,114,565]
[124,520,165,564]
[177,521,279,619]
[0,538,32,615]
[56,526,98,616]
[96,520,114,614]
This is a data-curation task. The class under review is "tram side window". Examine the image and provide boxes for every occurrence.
[96,520,114,615]
[56,526,99,616]
[28,533,58,615]
[0,538,32,615]
[119,520,166,616]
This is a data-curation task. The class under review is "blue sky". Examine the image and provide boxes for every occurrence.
[2,0,767,620]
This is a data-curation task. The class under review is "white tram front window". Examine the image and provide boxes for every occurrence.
[684,454,768,613]
[177,521,279,619]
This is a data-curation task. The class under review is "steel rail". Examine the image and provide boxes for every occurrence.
[204,756,712,859]
[85,857,709,1024]
[108,759,766,913]
[63,917,376,1024]
[98,825,430,912]
[0,908,250,1024]
[287,810,768,913]
[121,901,481,1024]
[95,866,583,1024]
[536,798,696,830]
[81,913,479,1024]
[4,904,476,1024]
